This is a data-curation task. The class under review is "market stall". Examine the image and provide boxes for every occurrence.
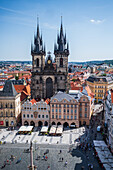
[49,125,57,136]
[18,126,33,134]
[40,126,48,135]
[56,125,63,136]
[93,140,113,169]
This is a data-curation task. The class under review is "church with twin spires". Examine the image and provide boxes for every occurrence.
[31,18,70,99]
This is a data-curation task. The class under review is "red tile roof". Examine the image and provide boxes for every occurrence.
[45,98,50,104]
[30,99,36,105]
[14,85,25,93]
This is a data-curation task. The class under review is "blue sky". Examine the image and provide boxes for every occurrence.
[0,0,113,62]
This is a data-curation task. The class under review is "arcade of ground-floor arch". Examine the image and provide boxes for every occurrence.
[51,122,77,127]
[24,121,79,128]
[24,121,49,127]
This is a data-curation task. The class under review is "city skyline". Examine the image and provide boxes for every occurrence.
[0,0,113,61]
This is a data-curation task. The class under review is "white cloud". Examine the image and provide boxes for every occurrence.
[0,6,33,17]
[90,19,105,24]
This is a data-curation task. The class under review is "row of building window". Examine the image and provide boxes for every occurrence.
[0,112,14,117]
[95,86,104,88]
[52,108,87,113]
[52,104,77,108]
[23,114,48,119]
[52,109,77,113]
[52,103,87,107]
[24,107,47,110]
[80,113,87,118]
[0,104,13,109]
[52,115,77,119]
[95,90,103,93]
[53,100,76,103]
[95,94,103,97]
[52,113,87,119]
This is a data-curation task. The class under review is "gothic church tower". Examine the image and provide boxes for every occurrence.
[54,17,69,92]
[31,18,69,99]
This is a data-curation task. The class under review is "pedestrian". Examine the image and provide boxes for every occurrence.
[87,155,89,160]
[45,156,48,160]
[62,158,63,162]
[59,157,61,161]
[90,164,93,169]
[59,150,62,154]
[64,160,67,167]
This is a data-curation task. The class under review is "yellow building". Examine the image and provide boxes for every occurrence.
[87,76,113,103]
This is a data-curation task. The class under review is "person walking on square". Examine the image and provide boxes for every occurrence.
[59,150,62,154]
[64,160,67,167]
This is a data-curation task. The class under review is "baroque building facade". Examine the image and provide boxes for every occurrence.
[31,19,69,99]
[50,91,92,127]
[0,80,21,127]
[87,76,113,103]
[22,99,50,127]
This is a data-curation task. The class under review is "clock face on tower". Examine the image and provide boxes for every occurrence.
[48,60,51,64]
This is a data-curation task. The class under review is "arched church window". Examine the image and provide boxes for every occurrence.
[60,58,63,67]
[36,58,39,67]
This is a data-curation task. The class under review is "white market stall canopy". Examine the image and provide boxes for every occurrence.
[93,140,107,147]
[49,126,57,134]
[56,125,63,134]
[18,126,33,132]
[41,126,48,133]
[93,140,113,169]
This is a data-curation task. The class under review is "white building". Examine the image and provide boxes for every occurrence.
[22,99,50,127]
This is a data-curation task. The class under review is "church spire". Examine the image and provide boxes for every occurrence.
[36,16,40,38]
[54,17,69,54]
[31,17,46,56]
[60,16,63,38]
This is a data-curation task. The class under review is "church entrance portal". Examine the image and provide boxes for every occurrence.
[46,77,53,98]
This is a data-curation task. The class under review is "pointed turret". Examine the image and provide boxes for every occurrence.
[67,42,69,50]
[44,43,46,53]
[31,42,33,52]
[31,17,46,56]
[64,32,66,45]
[60,16,63,39]
[54,42,57,52]
[54,17,69,55]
